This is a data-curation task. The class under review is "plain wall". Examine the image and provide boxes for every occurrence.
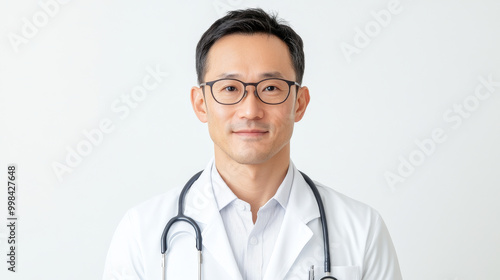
[0,0,499,279]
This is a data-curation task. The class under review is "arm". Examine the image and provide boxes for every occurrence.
[362,212,403,280]
[102,210,145,280]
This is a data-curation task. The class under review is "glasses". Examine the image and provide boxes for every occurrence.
[200,78,300,105]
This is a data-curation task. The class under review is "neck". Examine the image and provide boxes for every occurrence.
[214,145,290,223]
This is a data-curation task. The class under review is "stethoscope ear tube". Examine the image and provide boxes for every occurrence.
[161,216,203,253]
[161,171,204,280]
[161,171,204,254]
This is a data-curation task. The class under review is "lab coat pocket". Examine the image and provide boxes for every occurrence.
[314,265,361,280]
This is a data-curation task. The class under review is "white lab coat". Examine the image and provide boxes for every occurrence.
[103,159,402,280]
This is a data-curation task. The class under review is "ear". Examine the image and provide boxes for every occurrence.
[294,86,310,122]
[191,86,208,123]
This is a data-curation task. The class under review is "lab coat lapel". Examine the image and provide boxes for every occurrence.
[184,162,243,280]
[264,167,320,280]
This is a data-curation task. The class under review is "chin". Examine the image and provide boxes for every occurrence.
[230,151,274,165]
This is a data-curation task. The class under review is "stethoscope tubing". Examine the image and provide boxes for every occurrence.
[161,170,203,254]
[160,169,336,280]
[299,171,332,275]
[160,171,204,280]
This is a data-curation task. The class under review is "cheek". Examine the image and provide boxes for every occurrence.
[278,103,297,122]
[207,105,233,133]
[271,106,296,133]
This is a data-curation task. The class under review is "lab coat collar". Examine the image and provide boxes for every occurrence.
[263,162,320,280]
[183,158,320,280]
[184,158,243,280]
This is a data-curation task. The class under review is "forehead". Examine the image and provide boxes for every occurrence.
[205,33,295,80]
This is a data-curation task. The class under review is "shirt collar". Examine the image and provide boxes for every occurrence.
[210,162,237,211]
[210,160,295,211]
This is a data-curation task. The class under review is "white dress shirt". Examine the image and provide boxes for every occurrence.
[210,161,294,280]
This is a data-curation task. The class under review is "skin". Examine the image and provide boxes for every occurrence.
[191,33,310,223]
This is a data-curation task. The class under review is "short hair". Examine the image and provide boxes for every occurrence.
[195,8,305,85]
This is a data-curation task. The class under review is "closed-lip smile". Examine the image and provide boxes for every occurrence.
[233,129,268,136]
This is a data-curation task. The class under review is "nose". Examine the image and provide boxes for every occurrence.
[237,85,264,119]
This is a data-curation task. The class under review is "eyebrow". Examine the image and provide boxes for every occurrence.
[216,71,285,79]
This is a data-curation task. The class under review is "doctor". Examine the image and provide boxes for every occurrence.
[103,8,402,280]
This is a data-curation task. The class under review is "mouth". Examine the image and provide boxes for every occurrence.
[232,129,269,137]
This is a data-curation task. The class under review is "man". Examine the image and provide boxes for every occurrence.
[103,8,402,280]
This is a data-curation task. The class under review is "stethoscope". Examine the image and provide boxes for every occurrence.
[160,170,338,280]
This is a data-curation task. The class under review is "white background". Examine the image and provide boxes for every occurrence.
[1,0,499,279]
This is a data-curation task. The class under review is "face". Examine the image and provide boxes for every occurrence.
[191,33,309,166]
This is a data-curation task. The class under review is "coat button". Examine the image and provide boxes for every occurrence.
[249,236,258,245]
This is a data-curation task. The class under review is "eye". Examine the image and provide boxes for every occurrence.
[263,85,278,91]
[224,86,237,92]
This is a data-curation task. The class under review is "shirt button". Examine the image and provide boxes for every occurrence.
[249,236,258,245]
[237,203,245,211]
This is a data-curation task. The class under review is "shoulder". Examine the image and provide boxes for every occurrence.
[313,180,383,227]
[128,186,181,218]
[307,183,402,278]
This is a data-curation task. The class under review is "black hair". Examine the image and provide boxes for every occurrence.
[195,8,305,85]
